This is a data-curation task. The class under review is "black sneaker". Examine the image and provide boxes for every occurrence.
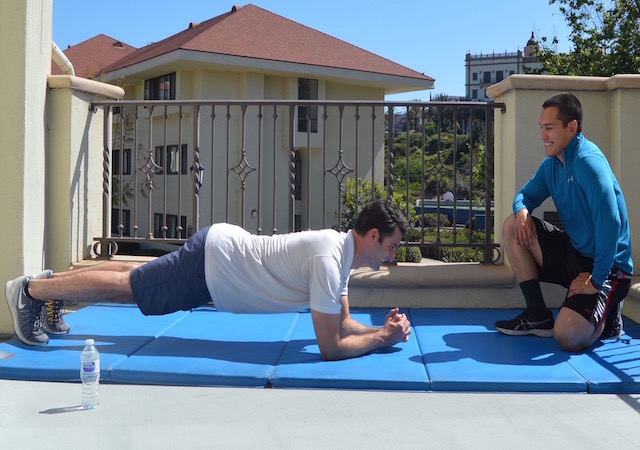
[495,310,554,337]
[601,300,624,340]
[4,275,49,345]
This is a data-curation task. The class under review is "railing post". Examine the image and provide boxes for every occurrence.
[386,106,395,201]
[192,104,201,234]
[288,104,296,232]
[98,106,114,258]
[483,105,494,264]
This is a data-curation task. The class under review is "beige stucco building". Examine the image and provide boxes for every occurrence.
[465,32,542,101]
[57,5,434,237]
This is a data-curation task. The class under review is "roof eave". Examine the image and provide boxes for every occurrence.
[99,49,434,94]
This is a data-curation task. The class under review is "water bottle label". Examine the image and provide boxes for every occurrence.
[82,360,100,373]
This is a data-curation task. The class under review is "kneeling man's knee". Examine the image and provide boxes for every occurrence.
[554,328,585,353]
[502,214,516,240]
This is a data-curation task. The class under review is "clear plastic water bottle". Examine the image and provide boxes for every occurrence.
[80,338,100,409]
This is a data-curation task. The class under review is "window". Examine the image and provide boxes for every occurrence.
[496,70,504,82]
[483,71,491,83]
[298,78,318,133]
[111,208,131,236]
[472,72,478,81]
[154,213,187,238]
[112,149,132,175]
[472,89,478,99]
[154,144,188,175]
[144,73,176,100]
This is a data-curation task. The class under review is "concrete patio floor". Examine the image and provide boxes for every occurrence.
[1,379,640,449]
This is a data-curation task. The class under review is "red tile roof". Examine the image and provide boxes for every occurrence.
[100,4,432,82]
[51,34,136,78]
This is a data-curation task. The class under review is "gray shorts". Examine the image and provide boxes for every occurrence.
[130,226,211,315]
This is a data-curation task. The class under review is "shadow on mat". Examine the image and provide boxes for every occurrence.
[580,321,640,384]
[128,337,402,364]
[417,331,570,366]
[130,336,298,364]
[2,335,305,364]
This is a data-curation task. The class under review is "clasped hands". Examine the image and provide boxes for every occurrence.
[385,308,411,342]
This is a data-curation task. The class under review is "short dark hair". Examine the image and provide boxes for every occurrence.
[542,92,583,134]
[353,199,408,240]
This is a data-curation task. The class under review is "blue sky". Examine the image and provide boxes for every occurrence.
[52,0,572,100]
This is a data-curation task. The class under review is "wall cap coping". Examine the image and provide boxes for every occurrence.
[47,75,124,100]
[349,260,515,289]
[487,74,640,99]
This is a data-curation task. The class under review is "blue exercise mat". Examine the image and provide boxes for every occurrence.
[561,318,640,394]
[411,309,588,393]
[0,304,189,382]
[269,308,429,390]
[109,306,300,387]
[2,305,640,393]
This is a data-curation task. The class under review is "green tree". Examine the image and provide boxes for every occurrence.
[535,0,640,76]
[406,100,424,133]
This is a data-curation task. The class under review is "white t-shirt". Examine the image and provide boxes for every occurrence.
[204,223,354,314]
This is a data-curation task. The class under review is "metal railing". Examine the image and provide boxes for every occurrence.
[90,99,504,263]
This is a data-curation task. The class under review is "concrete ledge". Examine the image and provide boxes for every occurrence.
[486,74,640,99]
[623,277,640,324]
[72,257,638,319]
[349,260,537,309]
[350,260,515,288]
[487,74,607,98]
[47,75,125,99]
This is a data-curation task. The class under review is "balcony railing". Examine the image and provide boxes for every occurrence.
[90,99,504,263]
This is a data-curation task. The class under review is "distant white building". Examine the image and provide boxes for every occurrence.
[465,32,542,101]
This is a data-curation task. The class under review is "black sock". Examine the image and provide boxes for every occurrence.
[519,280,548,319]
[23,281,36,301]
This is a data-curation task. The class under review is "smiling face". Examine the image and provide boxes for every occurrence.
[364,226,403,271]
[539,106,578,162]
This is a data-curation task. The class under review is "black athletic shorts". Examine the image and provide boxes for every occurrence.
[533,217,631,326]
[130,226,211,315]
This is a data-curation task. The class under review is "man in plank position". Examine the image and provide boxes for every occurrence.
[6,199,412,361]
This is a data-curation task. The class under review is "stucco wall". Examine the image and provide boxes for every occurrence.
[111,67,389,235]
[0,0,52,333]
[46,77,123,270]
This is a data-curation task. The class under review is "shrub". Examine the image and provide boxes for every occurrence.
[394,246,422,263]
[419,213,450,227]
[404,246,422,262]
[405,228,423,242]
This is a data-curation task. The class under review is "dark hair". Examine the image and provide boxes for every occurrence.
[353,199,408,240]
[542,92,583,134]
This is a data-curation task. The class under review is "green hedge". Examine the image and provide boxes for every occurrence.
[394,246,423,263]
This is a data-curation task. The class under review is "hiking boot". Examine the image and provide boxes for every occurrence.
[495,309,554,338]
[42,299,70,334]
[601,300,624,340]
[4,276,49,345]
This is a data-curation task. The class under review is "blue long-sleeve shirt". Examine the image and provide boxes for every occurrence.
[513,133,633,286]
